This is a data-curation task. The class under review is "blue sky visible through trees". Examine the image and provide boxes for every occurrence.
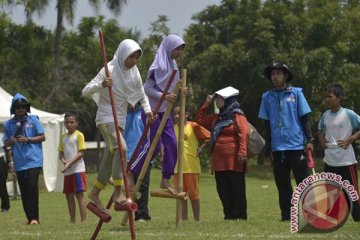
[6,0,221,38]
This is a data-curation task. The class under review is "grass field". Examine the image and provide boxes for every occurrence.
[1,160,359,240]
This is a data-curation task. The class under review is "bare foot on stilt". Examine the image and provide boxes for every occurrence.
[160,178,177,195]
[113,190,127,205]
[88,191,105,211]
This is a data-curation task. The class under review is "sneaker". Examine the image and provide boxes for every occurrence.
[135,216,151,221]
[136,217,152,222]
[1,209,9,213]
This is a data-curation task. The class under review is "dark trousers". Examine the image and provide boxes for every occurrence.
[134,164,151,220]
[324,163,360,221]
[0,157,9,210]
[273,150,308,220]
[215,170,247,220]
[16,167,41,223]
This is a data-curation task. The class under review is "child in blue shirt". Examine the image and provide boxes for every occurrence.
[3,93,45,225]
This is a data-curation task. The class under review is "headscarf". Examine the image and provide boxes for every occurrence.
[210,96,243,151]
[110,39,142,85]
[92,39,145,107]
[146,34,185,91]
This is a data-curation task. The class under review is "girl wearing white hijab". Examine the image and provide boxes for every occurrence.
[82,39,153,210]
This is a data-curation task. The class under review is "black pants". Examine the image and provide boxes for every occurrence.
[273,150,308,220]
[324,163,360,221]
[16,167,41,223]
[215,170,247,220]
[0,157,9,210]
[134,164,151,221]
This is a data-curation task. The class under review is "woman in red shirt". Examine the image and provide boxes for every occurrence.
[195,86,249,220]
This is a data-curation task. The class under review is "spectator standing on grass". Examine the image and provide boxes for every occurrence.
[173,106,210,221]
[3,93,45,225]
[125,103,153,221]
[195,86,249,220]
[58,112,87,223]
[318,83,360,222]
[258,62,314,221]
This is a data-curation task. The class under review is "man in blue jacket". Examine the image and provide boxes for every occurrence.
[258,62,314,221]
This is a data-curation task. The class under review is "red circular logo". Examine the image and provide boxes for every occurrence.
[301,181,350,231]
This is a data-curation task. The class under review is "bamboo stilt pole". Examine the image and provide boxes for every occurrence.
[90,31,136,240]
[176,69,187,227]
[121,80,182,226]
[89,193,113,240]
[114,199,138,212]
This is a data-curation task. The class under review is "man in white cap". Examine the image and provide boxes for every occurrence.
[258,62,314,221]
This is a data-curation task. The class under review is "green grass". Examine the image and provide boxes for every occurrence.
[1,160,360,239]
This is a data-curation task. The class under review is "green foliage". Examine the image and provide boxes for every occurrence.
[0,17,53,106]
[139,15,170,80]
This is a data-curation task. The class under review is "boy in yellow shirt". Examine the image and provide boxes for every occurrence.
[58,112,87,223]
[173,106,210,221]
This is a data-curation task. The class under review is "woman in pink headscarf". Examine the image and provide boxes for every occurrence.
[129,34,185,193]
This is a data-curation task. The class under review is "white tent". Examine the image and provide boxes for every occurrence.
[0,86,65,192]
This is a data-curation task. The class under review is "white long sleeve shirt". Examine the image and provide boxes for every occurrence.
[82,67,151,129]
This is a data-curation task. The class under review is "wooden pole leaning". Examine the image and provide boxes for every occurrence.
[121,79,183,226]
[89,30,136,240]
[176,69,187,227]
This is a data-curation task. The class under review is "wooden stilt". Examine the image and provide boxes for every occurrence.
[90,195,113,240]
[176,69,187,227]
[87,202,112,223]
[114,199,138,212]
[150,189,187,200]
[89,30,136,240]
[121,79,182,226]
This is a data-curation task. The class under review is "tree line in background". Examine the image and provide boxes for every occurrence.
[1,0,360,159]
